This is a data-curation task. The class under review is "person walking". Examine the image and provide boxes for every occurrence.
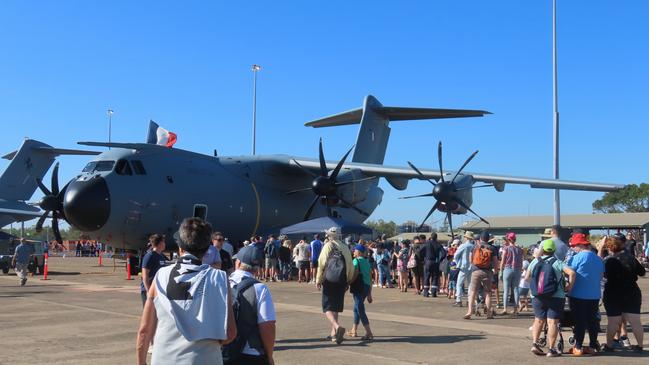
[602,234,646,353]
[316,227,354,344]
[347,244,374,341]
[136,217,236,365]
[225,245,276,365]
[453,231,475,307]
[11,238,33,286]
[565,232,604,356]
[464,231,499,319]
[526,239,576,357]
[500,232,523,315]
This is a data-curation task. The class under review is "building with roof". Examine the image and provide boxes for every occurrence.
[461,212,649,247]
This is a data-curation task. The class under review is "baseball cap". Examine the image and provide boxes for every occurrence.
[354,244,366,253]
[541,239,556,253]
[233,245,262,267]
[505,232,517,241]
[480,231,493,243]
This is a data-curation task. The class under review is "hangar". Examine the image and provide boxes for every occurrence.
[461,212,649,247]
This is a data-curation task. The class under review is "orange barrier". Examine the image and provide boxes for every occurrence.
[126,252,133,280]
[41,252,49,280]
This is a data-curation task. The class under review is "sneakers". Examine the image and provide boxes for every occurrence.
[630,345,643,353]
[546,348,561,357]
[20,278,27,286]
[568,347,584,356]
[531,343,545,356]
[452,302,463,307]
[620,336,632,348]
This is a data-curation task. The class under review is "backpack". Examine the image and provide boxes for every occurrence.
[530,257,559,298]
[223,277,263,364]
[349,261,364,294]
[471,243,494,269]
[264,241,278,259]
[324,244,347,285]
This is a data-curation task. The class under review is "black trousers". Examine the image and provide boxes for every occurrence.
[569,297,600,349]
[423,261,440,293]
[228,354,270,365]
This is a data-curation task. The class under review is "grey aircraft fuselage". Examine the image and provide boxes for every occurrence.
[63,146,383,250]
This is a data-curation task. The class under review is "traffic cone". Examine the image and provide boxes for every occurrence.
[98,250,103,267]
[126,252,133,280]
[41,252,49,280]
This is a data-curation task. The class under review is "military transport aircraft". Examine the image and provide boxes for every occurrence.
[33,96,622,250]
[0,139,98,229]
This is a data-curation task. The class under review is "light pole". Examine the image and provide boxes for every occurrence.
[552,0,561,226]
[107,109,114,149]
[251,64,261,155]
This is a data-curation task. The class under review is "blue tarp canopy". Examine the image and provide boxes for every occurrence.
[279,216,373,236]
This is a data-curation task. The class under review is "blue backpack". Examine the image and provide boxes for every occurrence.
[531,257,559,298]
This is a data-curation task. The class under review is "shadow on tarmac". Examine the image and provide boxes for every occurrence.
[276,334,484,350]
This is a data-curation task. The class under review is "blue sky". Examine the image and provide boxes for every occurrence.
[1,1,647,227]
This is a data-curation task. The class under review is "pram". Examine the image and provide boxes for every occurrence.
[537,305,601,353]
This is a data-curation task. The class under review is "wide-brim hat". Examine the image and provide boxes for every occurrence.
[463,231,475,240]
[541,228,553,238]
[569,233,590,247]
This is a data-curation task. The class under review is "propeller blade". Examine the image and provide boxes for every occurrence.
[35,212,48,232]
[35,178,52,196]
[418,201,441,230]
[318,138,328,177]
[455,198,490,225]
[292,159,318,178]
[304,195,320,221]
[52,212,62,244]
[334,176,377,187]
[286,187,313,195]
[437,141,445,183]
[456,184,494,192]
[407,161,436,185]
[446,211,455,240]
[337,195,370,217]
[330,145,354,182]
[398,192,435,200]
[51,162,60,195]
[451,150,479,183]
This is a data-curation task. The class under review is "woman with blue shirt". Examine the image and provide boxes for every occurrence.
[566,233,604,356]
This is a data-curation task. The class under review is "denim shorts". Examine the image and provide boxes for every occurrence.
[532,296,565,320]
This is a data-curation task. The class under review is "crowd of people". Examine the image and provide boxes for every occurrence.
[127,218,648,364]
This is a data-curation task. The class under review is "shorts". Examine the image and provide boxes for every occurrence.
[322,282,346,313]
[298,260,310,270]
[603,287,642,316]
[410,263,423,277]
[469,269,493,293]
[311,261,319,269]
[448,281,456,291]
[532,296,565,320]
[265,258,277,269]
[518,287,530,296]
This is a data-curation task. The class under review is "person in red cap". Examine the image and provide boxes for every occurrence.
[565,232,603,356]
[500,232,523,315]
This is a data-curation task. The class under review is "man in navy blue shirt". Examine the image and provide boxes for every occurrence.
[141,234,167,305]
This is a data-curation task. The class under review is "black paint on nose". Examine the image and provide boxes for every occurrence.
[63,176,110,231]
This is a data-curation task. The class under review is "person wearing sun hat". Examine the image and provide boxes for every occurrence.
[525,239,576,357]
[564,232,604,356]
[452,231,476,307]
[541,225,568,261]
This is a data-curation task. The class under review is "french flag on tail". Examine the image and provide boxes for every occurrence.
[146,120,177,148]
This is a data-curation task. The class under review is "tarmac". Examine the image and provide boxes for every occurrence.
[1,256,648,365]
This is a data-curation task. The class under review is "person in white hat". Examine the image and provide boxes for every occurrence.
[316,227,354,344]
[452,231,475,307]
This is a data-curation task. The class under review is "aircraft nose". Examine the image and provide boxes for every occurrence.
[63,176,111,231]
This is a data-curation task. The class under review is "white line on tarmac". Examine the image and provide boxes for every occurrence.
[274,302,529,339]
[21,297,141,319]
[331,347,421,364]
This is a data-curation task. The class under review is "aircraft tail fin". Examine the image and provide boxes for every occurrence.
[0,139,99,201]
[305,95,490,164]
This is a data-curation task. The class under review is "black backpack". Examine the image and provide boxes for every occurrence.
[324,244,347,285]
[223,277,264,364]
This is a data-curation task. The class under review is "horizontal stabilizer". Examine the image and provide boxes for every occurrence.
[305,104,490,128]
[78,141,166,150]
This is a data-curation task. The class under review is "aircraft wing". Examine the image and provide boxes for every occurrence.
[289,158,623,192]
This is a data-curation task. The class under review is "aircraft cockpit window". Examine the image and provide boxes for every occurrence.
[115,159,133,175]
[83,161,115,173]
[131,160,147,175]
